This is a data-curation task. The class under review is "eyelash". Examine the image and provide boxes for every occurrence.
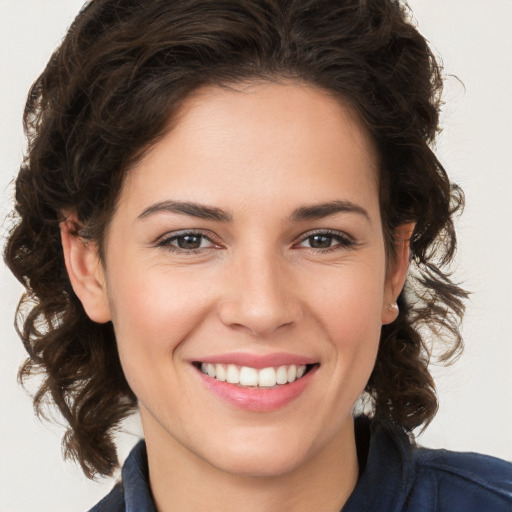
[156,230,220,254]
[295,229,356,252]
[155,229,356,254]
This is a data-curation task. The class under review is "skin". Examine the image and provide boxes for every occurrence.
[62,82,412,512]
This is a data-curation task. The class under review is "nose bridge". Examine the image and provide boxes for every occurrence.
[218,241,300,336]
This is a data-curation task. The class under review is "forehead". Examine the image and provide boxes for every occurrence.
[118,82,380,220]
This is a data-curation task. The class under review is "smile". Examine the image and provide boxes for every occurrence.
[193,357,319,411]
[199,363,308,388]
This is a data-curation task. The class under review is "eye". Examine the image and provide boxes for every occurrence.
[297,230,355,251]
[156,231,219,252]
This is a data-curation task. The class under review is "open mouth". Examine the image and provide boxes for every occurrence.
[193,362,317,388]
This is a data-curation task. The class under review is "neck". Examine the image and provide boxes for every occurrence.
[142,413,359,512]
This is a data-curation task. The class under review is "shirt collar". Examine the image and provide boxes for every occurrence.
[122,440,158,512]
[341,416,414,512]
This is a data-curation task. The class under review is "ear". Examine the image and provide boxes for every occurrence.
[60,215,111,323]
[381,223,415,325]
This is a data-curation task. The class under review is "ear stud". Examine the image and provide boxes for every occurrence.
[387,302,399,314]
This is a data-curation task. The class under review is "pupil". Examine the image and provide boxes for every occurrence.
[310,235,332,248]
[178,235,202,249]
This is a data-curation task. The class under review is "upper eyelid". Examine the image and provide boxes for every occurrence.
[153,231,222,253]
[295,228,355,243]
[156,229,218,243]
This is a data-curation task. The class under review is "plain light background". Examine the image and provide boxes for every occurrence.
[1,1,511,511]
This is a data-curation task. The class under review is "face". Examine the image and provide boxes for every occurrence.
[69,82,406,478]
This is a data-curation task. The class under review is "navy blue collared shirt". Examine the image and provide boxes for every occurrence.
[89,417,512,511]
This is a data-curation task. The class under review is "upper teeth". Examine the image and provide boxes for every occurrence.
[200,363,307,387]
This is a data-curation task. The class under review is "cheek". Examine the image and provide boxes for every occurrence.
[312,261,386,332]
[310,262,385,378]
[106,266,211,375]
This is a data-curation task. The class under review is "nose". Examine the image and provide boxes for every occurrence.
[217,251,303,337]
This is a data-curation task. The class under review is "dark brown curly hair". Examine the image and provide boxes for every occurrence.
[4,0,467,479]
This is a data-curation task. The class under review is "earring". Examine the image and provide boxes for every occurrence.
[387,302,399,314]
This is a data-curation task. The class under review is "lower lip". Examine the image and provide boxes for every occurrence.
[196,366,318,412]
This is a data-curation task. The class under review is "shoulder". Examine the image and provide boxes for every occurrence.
[345,417,512,512]
[407,446,512,512]
[87,482,124,512]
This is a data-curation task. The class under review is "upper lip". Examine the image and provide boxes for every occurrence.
[192,352,317,369]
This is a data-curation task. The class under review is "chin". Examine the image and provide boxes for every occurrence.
[213,448,309,479]
[197,427,316,478]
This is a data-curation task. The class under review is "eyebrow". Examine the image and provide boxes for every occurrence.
[290,200,371,223]
[137,199,370,224]
[137,200,232,222]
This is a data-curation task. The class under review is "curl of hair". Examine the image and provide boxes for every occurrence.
[4,0,467,478]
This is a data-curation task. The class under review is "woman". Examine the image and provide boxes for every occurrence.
[3,0,511,511]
